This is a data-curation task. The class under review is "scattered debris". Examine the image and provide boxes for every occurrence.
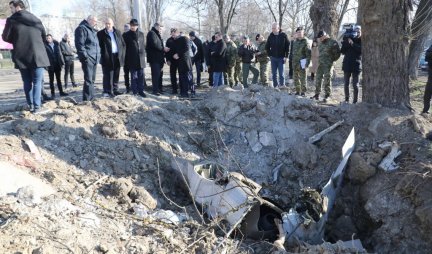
[23,138,44,162]
[308,120,344,144]
[378,141,401,171]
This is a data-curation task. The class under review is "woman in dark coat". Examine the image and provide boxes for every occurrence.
[173,35,193,97]
[210,32,226,87]
[341,26,362,103]
[123,19,146,97]
[45,34,67,97]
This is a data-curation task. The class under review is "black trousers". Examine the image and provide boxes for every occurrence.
[81,60,97,101]
[48,68,64,95]
[193,59,202,85]
[422,66,432,113]
[288,58,293,79]
[64,60,75,87]
[344,71,360,103]
[124,66,130,88]
[169,62,178,92]
[150,62,164,93]
[102,55,120,94]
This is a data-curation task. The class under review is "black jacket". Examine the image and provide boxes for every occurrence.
[74,20,100,64]
[203,40,214,66]
[97,28,126,68]
[174,36,192,73]
[210,39,226,72]
[123,30,146,69]
[238,44,257,63]
[165,36,177,64]
[426,44,432,67]
[60,39,75,62]
[45,40,64,70]
[1,10,50,69]
[265,32,290,58]
[146,27,164,64]
[341,37,362,73]
[192,37,204,63]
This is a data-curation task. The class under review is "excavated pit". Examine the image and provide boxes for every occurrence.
[0,84,431,253]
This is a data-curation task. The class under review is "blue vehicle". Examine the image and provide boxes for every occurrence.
[419,51,428,71]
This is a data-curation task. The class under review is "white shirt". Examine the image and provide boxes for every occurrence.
[108,31,118,54]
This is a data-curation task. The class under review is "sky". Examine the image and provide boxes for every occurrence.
[31,0,72,16]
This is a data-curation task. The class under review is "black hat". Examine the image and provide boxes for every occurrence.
[255,34,261,41]
[296,26,304,32]
[170,28,178,33]
[129,19,139,26]
[317,30,327,38]
[189,31,196,37]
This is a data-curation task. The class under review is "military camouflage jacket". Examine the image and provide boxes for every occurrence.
[256,40,269,62]
[234,39,242,61]
[292,38,311,65]
[318,38,341,66]
[225,40,238,67]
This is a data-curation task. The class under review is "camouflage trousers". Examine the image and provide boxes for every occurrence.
[234,60,242,84]
[293,63,307,93]
[257,60,269,85]
[224,65,236,87]
[315,64,333,97]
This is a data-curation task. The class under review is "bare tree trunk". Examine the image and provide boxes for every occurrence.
[360,0,412,108]
[337,0,350,29]
[214,0,240,34]
[309,0,339,38]
[408,0,432,80]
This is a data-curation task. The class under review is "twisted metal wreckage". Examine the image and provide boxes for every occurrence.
[171,128,364,251]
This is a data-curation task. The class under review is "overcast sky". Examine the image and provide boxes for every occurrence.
[31,0,72,16]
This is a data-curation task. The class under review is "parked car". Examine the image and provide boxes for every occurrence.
[419,51,428,71]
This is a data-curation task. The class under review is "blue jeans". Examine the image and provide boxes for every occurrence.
[270,57,285,87]
[213,72,224,87]
[19,67,44,109]
[130,68,144,94]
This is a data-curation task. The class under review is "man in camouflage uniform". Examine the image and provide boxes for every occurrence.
[223,34,237,87]
[255,34,269,86]
[311,30,340,102]
[292,27,311,96]
[233,35,243,85]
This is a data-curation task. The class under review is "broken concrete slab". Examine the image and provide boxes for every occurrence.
[259,131,276,147]
[0,161,55,202]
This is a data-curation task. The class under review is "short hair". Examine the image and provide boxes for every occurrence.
[222,34,230,40]
[9,0,25,9]
[214,32,221,36]
[272,22,279,28]
[46,34,53,38]
[87,15,97,22]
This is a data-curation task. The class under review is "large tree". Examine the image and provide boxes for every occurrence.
[359,0,413,108]
[309,0,339,38]
[214,0,241,34]
[407,0,432,80]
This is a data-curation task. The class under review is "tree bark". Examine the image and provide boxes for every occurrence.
[408,0,432,80]
[360,0,412,108]
[309,0,339,38]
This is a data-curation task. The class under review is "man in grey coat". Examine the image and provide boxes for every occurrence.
[75,15,100,101]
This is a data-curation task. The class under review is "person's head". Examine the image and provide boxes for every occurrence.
[214,32,222,41]
[256,33,264,42]
[63,33,70,41]
[46,34,53,43]
[354,25,361,38]
[312,39,318,47]
[211,35,216,42]
[105,18,114,32]
[87,15,98,28]
[154,22,163,33]
[242,35,249,45]
[170,28,179,38]
[223,34,230,43]
[124,24,130,32]
[9,1,25,14]
[189,31,197,40]
[317,30,328,42]
[296,26,304,39]
[271,22,280,34]
[129,19,139,32]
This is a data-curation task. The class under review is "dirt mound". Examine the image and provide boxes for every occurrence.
[0,85,431,253]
